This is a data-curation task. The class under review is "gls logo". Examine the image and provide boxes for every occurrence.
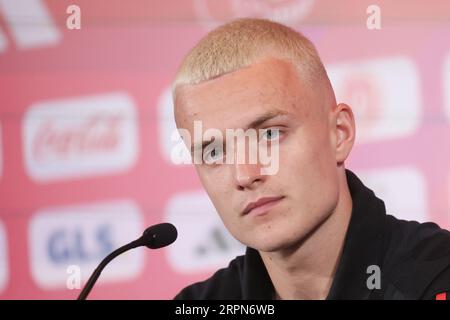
[29,200,144,289]
[0,0,61,53]
[47,224,113,265]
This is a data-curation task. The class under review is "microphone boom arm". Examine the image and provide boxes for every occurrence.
[77,222,177,300]
[77,239,141,300]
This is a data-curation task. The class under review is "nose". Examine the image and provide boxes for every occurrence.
[234,144,265,190]
[234,162,265,190]
[230,135,266,190]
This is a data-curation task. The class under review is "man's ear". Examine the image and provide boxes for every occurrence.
[332,103,356,164]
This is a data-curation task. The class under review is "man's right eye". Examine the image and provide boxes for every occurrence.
[203,145,224,164]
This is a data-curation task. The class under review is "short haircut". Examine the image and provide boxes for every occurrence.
[172,18,329,99]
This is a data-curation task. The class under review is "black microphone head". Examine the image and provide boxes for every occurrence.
[141,223,177,249]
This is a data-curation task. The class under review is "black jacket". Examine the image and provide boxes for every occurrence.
[175,169,450,299]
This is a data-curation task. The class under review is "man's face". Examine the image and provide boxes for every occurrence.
[174,58,341,252]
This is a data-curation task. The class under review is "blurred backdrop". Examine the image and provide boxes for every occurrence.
[0,0,449,299]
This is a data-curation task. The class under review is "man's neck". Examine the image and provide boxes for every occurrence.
[259,175,353,300]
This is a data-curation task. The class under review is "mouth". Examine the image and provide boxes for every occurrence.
[242,196,285,217]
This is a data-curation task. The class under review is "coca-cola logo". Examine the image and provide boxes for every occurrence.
[32,114,122,162]
[23,92,138,182]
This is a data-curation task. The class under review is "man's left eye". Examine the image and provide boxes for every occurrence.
[261,128,280,141]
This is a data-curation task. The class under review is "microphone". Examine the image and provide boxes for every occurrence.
[77,223,177,300]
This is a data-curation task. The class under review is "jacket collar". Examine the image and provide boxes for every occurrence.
[325,168,386,299]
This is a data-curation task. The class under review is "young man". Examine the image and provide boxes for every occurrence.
[171,18,450,299]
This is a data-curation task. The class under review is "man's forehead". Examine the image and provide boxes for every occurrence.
[174,57,303,124]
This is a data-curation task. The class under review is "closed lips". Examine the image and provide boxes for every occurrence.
[243,196,284,215]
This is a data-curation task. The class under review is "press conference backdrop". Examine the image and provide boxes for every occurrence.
[0,0,449,299]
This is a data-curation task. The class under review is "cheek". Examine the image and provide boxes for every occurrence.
[198,170,243,237]
[279,129,337,196]
[288,125,333,169]
[198,169,219,196]
[279,130,324,170]
[197,168,232,212]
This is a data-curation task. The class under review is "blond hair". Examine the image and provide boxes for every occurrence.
[172,18,328,99]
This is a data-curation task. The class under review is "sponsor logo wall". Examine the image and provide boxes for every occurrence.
[0,0,449,299]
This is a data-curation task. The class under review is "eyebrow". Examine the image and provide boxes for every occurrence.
[190,110,290,155]
[244,110,290,131]
[191,137,219,156]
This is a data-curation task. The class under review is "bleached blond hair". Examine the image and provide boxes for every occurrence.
[172,18,329,99]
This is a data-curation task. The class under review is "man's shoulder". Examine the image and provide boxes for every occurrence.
[173,255,246,300]
[384,215,450,262]
[382,215,450,299]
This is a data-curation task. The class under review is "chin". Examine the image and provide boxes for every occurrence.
[248,219,321,253]
[245,229,303,253]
